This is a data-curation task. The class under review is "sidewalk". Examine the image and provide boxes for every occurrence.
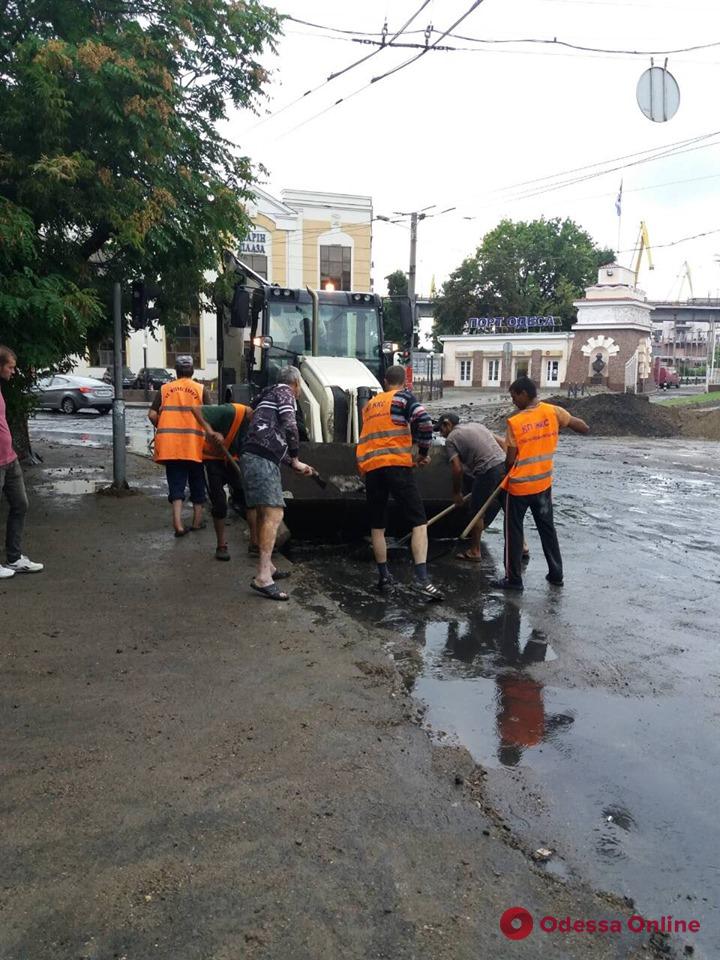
[1,444,657,960]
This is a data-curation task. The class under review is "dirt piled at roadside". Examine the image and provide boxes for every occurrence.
[475,392,720,441]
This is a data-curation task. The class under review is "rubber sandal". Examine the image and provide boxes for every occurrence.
[415,582,445,602]
[271,569,291,581]
[250,580,289,601]
[490,577,524,592]
[455,551,482,562]
[174,528,190,538]
[190,521,207,531]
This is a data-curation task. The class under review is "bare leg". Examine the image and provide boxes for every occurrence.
[171,500,184,533]
[246,508,258,548]
[410,524,428,565]
[468,518,483,557]
[256,506,284,587]
[192,503,204,529]
[370,528,387,564]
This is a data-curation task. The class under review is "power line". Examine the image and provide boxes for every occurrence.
[618,227,720,254]
[285,14,720,56]
[277,0,489,139]
[248,1,434,131]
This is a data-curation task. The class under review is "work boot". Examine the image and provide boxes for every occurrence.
[490,577,523,592]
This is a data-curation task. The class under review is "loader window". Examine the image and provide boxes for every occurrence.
[317,305,381,378]
[266,302,312,381]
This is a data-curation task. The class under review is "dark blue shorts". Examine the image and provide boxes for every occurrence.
[165,460,207,504]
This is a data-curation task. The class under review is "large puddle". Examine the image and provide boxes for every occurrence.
[296,437,720,955]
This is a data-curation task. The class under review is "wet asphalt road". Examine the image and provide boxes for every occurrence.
[30,408,154,457]
[294,437,720,955]
[29,412,720,954]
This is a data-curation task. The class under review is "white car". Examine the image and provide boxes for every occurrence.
[34,375,115,415]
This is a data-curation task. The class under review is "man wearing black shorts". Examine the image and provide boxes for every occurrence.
[356,365,444,600]
[192,401,252,561]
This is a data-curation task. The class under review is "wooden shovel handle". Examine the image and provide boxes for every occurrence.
[460,481,505,539]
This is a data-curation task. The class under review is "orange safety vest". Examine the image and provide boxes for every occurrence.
[504,401,559,496]
[356,389,414,475]
[202,403,248,461]
[154,378,205,463]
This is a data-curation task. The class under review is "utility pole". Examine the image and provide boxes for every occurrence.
[408,211,419,317]
[112,281,128,490]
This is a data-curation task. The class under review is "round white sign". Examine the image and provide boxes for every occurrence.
[636,65,680,123]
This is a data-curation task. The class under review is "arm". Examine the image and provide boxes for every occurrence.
[147,391,161,426]
[190,406,224,446]
[450,456,465,505]
[567,415,590,434]
[504,424,517,473]
[278,386,311,474]
[493,432,507,451]
[553,404,589,435]
[394,390,433,463]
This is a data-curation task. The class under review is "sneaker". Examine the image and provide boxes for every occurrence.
[545,574,564,586]
[0,566,15,579]
[215,545,231,562]
[6,555,44,574]
[414,581,445,602]
[490,577,524,592]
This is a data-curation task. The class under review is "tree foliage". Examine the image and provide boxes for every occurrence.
[433,218,614,341]
[0,0,281,442]
[382,268,409,343]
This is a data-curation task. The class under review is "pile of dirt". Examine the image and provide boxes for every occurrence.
[478,393,681,438]
[677,404,720,440]
[547,393,681,438]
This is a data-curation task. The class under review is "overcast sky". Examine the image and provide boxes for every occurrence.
[225,0,720,303]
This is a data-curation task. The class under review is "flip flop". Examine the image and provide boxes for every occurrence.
[250,580,289,601]
[174,528,190,538]
[189,521,207,531]
[455,551,482,562]
[271,569,291,581]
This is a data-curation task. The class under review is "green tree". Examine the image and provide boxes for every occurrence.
[433,218,614,341]
[0,0,281,451]
[382,268,409,343]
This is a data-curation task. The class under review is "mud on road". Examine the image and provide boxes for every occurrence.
[0,441,698,960]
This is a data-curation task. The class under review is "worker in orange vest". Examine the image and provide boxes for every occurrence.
[492,376,589,591]
[148,356,211,536]
[191,400,253,561]
[356,364,444,600]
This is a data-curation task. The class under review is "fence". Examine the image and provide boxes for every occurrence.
[411,353,444,401]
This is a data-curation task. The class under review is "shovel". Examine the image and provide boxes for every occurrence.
[397,493,471,547]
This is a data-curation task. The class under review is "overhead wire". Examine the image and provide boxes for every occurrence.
[277,0,489,139]
[285,14,720,56]
[247,0,435,131]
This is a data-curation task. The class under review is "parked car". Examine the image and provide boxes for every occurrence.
[102,366,135,389]
[34,375,114,414]
[133,367,175,389]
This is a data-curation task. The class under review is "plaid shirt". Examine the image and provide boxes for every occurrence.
[390,388,433,457]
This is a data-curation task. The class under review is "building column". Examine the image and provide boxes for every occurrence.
[472,351,484,387]
[530,349,542,384]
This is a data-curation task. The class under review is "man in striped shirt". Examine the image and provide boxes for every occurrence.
[357,365,443,600]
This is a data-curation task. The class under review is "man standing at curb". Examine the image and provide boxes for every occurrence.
[191,400,253,561]
[242,365,314,601]
[492,376,589,592]
[0,345,43,578]
[357,364,444,601]
[148,355,210,537]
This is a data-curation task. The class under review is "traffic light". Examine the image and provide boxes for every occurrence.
[130,280,160,330]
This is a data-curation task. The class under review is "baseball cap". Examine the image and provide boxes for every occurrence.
[434,411,460,431]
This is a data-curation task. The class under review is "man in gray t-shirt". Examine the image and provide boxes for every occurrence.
[438,413,528,562]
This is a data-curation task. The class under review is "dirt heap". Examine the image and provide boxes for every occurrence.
[548,393,681,437]
[480,393,681,438]
[678,403,720,440]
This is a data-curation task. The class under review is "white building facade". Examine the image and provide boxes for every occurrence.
[440,331,573,390]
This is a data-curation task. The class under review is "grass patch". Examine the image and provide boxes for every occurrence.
[655,391,720,408]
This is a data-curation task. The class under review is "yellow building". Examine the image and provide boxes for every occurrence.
[241,187,373,292]
[76,188,374,381]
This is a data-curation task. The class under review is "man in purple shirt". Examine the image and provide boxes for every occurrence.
[0,346,43,578]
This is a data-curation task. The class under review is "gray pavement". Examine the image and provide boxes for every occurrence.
[0,443,680,960]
